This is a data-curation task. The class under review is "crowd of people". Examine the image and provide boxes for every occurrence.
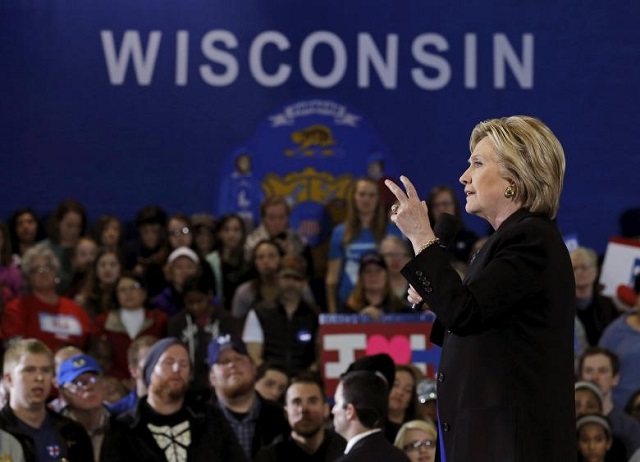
[0,172,639,461]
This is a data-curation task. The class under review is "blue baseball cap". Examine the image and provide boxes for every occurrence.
[57,354,102,386]
[207,334,248,367]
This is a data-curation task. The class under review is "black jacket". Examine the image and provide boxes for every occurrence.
[403,209,576,462]
[0,404,94,462]
[102,395,246,462]
[335,431,409,462]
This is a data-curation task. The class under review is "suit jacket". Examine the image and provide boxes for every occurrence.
[335,431,409,462]
[402,209,576,462]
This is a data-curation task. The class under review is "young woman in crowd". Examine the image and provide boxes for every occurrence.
[94,273,167,380]
[76,248,123,320]
[387,365,420,442]
[342,251,407,318]
[326,177,400,313]
[206,213,251,311]
[41,198,88,294]
[92,214,125,252]
[8,207,46,264]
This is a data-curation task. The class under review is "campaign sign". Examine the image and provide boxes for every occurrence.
[320,313,440,398]
[599,237,640,297]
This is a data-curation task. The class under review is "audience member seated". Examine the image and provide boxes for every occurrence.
[386,365,419,442]
[0,221,23,304]
[102,337,246,462]
[571,246,619,345]
[208,334,289,460]
[91,214,124,253]
[106,335,158,416]
[3,243,92,351]
[152,246,201,317]
[626,390,640,424]
[243,255,319,373]
[0,339,94,461]
[579,347,640,457]
[331,370,410,462]
[75,248,122,320]
[341,251,407,319]
[65,236,98,299]
[167,275,240,392]
[56,353,111,460]
[380,235,413,301]
[94,273,167,380]
[205,214,252,311]
[326,177,400,313]
[576,414,615,462]
[8,207,46,266]
[394,419,438,462]
[190,213,217,259]
[416,378,438,425]
[41,199,88,294]
[574,381,627,461]
[49,344,84,413]
[123,205,169,298]
[599,273,640,410]
[245,196,313,276]
[425,185,478,264]
[166,213,216,291]
[255,362,290,403]
[232,239,284,320]
[255,371,346,462]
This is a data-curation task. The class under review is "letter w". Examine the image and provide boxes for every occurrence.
[101,30,161,85]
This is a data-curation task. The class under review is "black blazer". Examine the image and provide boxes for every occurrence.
[335,431,410,462]
[402,209,576,462]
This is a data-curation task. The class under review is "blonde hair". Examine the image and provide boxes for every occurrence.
[394,419,438,449]
[570,246,598,267]
[3,338,54,374]
[470,116,565,219]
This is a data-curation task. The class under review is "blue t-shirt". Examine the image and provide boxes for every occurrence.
[599,315,640,409]
[17,413,67,461]
[328,223,401,304]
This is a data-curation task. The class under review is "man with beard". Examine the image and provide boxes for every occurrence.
[255,372,346,462]
[102,337,246,462]
[208,333,289,460]
[243,255,319,373]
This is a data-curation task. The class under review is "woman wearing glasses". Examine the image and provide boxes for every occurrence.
[394,419,438,462]
[2,243,92,351]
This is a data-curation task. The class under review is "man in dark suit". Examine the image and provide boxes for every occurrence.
[331,371,409,462]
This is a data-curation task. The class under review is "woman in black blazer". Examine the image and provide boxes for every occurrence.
[386,116,576,462]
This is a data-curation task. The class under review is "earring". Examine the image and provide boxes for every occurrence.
[504,185,516,199]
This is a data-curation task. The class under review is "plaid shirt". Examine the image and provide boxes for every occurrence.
[218,395,261,459]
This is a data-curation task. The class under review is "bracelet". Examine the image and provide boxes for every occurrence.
[417,237,440,254]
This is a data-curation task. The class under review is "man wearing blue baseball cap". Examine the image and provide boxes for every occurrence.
[57,353,109,461]
[208,333,289,460]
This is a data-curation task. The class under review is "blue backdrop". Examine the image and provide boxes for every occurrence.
[2,1,639,254]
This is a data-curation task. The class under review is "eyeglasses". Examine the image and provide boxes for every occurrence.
[117,283,142,293]
[404,439,436,451]
[65,375,100,394]
[157,358,190,372]
[31,265,54,274]
[169,227,191,237]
